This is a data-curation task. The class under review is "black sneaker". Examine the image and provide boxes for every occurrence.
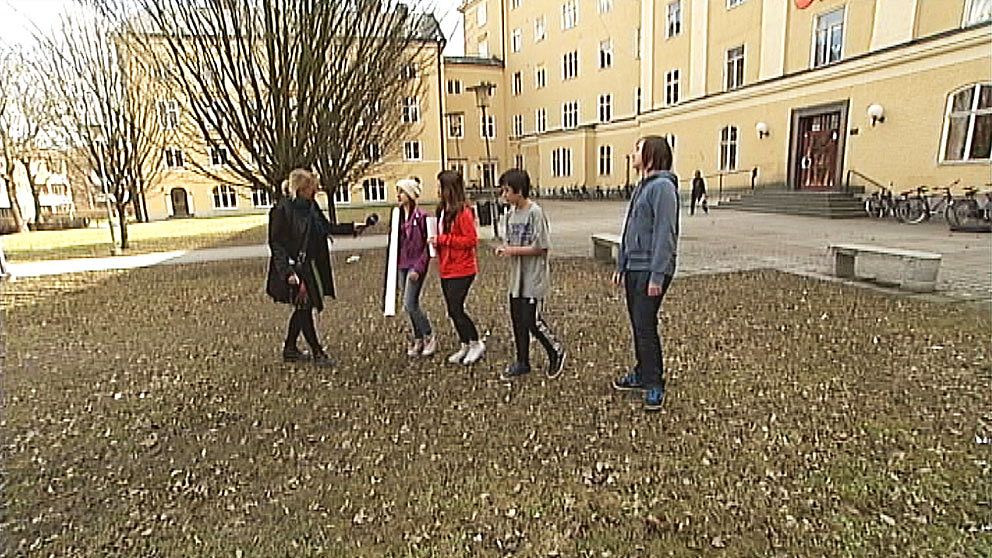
[312,352,334,368]
[612,371,645,391]
[546,348,566,379]
[500,362,531,380]
[282,348,311,363]
[644,384,666,411]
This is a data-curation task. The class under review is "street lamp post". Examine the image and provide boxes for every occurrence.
[467,81,499,238]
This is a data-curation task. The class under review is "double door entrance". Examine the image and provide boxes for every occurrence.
[789,102,848,191]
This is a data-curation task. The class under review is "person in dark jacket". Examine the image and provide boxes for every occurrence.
[612,136,680,412]
[690,170,708,215]
[266,169,360,367]
[395,178,436,357]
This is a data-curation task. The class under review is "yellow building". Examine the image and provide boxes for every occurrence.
[453,0,991,195]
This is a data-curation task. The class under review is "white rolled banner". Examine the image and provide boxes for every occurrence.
[383,207,400,317]
[426,215,438,258]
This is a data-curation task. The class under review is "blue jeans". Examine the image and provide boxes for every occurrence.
[624,271,673,389]
[400,269,432,339]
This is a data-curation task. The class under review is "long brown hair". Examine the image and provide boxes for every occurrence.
[638,135,673,173]
[437,170,468,229]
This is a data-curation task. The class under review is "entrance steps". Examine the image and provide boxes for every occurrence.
[716,186,866,219]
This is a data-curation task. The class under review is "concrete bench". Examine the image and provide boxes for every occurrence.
[828,243,941,293]
[591,233,621,263]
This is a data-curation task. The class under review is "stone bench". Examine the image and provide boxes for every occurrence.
[591,233,621,263]
[828,243,941,293]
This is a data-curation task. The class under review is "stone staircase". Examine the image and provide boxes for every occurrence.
[717,186,866,219]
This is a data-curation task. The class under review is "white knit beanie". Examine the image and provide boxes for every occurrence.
[397,178,422,199]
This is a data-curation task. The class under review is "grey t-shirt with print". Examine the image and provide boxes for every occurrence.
[504,201,551,299]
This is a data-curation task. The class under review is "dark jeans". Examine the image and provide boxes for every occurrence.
[509,297,560,366]
[285,307,322,354]
[400,269,432,339]
[441,275,479,344]
[624,271,673,389]
[690,193,708,215]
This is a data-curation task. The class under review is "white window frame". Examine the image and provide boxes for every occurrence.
[158,99,179,130]
[363,178,387,203]
[479,40,490,58]
[449,160,467,177]
[481,114,496,139]
[725,45,745,91]
[667,1,682,38]
[366,142,382,162]
[964,0,992,25]
[598,0,613,14]
[511,28,522,53]
[665,69,680,106]
[402,96,421,123]
[534,16,547,41]
[209,144,229,167]
[446,80,463,95]
[448,113,465,139]
[940,83,992,163]
[598,94,612,123]
[477,2,488,26]
[164,147,184,168]
[551,147,573,177]
[252,188,272,208]
[720,125,740,171]
[562,101,579,129]
[536,108,547,133]
[514,153,525,169]
[562,0,578,30]
[403,141,422,161]
[513,114,524,137]
[812,7,845,68]
[212,184,237,209]
[512,71,523,95]
[333,186,351,205]
[535,65,547,88]
[562,50,579,80]
[511,0,521,9]
[598,145,612,176]
[599,40,613,69]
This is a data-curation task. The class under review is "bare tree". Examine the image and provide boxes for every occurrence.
[104,0,443,222]
[41,5,168,248]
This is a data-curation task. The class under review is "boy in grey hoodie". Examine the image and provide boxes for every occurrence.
[612,136,680,411]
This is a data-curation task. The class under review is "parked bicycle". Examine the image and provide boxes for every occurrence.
[864,185,896,218]
[948,186,992,232]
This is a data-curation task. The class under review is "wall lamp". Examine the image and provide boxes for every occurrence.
[867,104,886,126]
[755,121,770,139]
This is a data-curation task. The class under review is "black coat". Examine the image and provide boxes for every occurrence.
[691,177,706,197]
[266,198,353,311]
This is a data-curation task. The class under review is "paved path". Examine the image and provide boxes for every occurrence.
[6,201,991,301]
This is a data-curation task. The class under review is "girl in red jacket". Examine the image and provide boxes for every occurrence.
[428,170,485,365]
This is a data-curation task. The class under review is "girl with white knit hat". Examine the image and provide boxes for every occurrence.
[395,177,437,357]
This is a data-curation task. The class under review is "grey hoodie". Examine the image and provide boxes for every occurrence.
[617,170,680,284]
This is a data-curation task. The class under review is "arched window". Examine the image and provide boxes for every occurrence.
[720,126,739,171]
[212,184,237,209]
[942,83,992,163]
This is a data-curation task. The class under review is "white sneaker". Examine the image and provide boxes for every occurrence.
[421,335,438,357]
[407,339,423,357]
[447,343,469,364]
[462,340,486,365]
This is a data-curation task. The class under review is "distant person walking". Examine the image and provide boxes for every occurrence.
[691,170,708,215]
[612,136,680,412]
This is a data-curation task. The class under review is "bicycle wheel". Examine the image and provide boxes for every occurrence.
[947,199,979,229]
[903,198,928,224]
[893,200,909,222]
[864,197,882,218]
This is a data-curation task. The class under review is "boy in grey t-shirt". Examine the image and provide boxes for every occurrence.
[495,169,566,380]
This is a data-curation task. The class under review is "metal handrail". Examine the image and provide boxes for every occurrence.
[845,169,886,194]
[686,168,759,202]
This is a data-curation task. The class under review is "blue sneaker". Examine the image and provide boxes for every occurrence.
[501,362,531,380]
[644,385,666,411]
[612,371,645,391]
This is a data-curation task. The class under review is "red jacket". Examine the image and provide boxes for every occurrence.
[436,206,478,279]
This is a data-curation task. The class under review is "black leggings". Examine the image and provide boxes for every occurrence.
[509,297,559,365]
[440,275,479,344]
[285,307,322,353]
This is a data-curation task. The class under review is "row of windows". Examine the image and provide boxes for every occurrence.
[498,91,641,137]
[164,139,426,170]
[207,179,392,211]
[159,96,428,129]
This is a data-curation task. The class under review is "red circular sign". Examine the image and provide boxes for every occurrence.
[795,0,814,8]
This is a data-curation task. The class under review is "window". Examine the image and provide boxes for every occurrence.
[512,71,523,95]
[667,1,682,38]
[209,144,229,166]
[448,113,465,138]
[598,0,612,14]
[366,142,382,162]
[720,126,739,171]
[212,184,237,209]
[536,108,547,133]
[727,0,745,7]
[942,83,992,162]
[252,188,272,207]
[534,16,546,41]
[513,114,524,137]
[479,40,490,57]
[402,96,420,123]
[598,145,612,175]
[598,94,612,123]
[480,162,498,188]
[665,69,680,106]
[667,134,677,165]
[562,101,579,129]
[535,65,547,88]
[514,154,524,169]
[449,160,467,177]
[333,186,351,205]
[158,99,179,130]
[164,147,184,168]
[481,114,496,138]
[401,63,417,80]
[477,2,487,26]
[511,28,522,53]
[725,45,745,90]
[562,0,578,29]
[562,50,579,80]
[404,141,422,161]
[634,87,642,114]
[363,178,386,202]
[447,80,463,94]
[964,0,992,25]
[599,40,613,69]
[511,0,521,9]
[814,8,844,67]
[551,148,573,177]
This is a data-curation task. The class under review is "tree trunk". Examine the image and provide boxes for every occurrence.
[322,176,339,224]
[3,171,28,233]
[22,159,42,224]
[116,202,129,249]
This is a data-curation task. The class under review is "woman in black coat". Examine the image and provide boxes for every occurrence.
[266,169,360,366]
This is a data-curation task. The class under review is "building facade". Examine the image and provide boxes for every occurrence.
[455,0,991,195]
